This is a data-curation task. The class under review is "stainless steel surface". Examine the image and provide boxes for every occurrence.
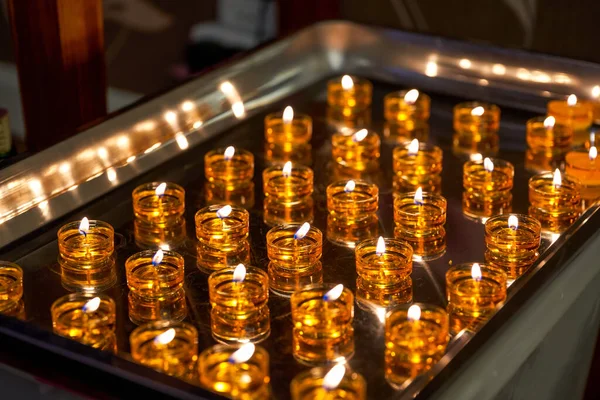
[3,21,600,247]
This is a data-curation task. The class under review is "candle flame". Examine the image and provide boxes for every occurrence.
[164,111,177,125]
[376,236,385,256]
[228,343,255,363]
[459,58,472,69]
[282,161,293,178]
[471,263,482,282]
[414,187,424,206]
[471,106,485,117]
[294,222,310,240]
[82,297,101,313]
[407,304,421,322]
[352,129,368,142]
[344,180,355,193]
[323,363,346,390]
[152,249,164,266]
[78,217,90,236]
[155,182,167,197]
[508,215,519,230]
[404,89,419,105]
[407,139,419,156]
[217,205,233,219]
[283,106,294,124]
[341,75,354,90]
[323,284,344,302]
[470,153,483,162]
[224,146,235,161]
[543,116,555,129]
[553,168,562,187]
[484,157,494,173]
[567,94,577,106]
[593,86,600,98]
[181,100,195,112]
[175,133,189,150]
[154,328,176,345]
[590,146,598,161]
[232,263,246,283]
[591,132,596,146]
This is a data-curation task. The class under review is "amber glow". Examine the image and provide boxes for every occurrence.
[376,236,385,256]
[224,146,235,161]
[352,129,368,142]
[323,363,346,390]
[484,157,494,173]
[154,328,176,345]
[508,215,519,230]
[471,263,482,281]
[553,169,562,187]
[294,222,310,240]
[341,75,354,90]
[543,116,555,129]
[229,343,255,363]
[407,304,421,321]
[413,187,424,205]
[407,139,419,156]
[155,183,166,197]
[78,217,90,236]
[216,205,232,219]
[404,89,419,104]
[323,284,344,302]
[283,106,294,124]
[471,106,485,117]
[567,94,577,106]
[82,297,101,313]
[232,263,246,282]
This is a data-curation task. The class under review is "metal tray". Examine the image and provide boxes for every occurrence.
[0,21,599,400]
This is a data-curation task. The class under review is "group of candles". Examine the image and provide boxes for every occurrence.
[0,74,599,399]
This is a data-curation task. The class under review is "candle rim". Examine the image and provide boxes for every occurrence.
[291,282,352,304]
[327,180,378,203]
[266,224,323,251]
[51,292,116,325]
[528,171,581,195]
[125,249,184,280]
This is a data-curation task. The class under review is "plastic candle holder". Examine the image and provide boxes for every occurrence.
[327,180,378,225]
[132,182,185,227]
[134,216,187,250]
[331,128,380,172]
[385,304,449,388]
[528,171,581,233]
[264,142,312,167]
[526,116,572,156]
[384,89,431,123]
[452,102,500,156]
[0,262,23,313]
[128,288,187,325]
[446,263,507,334]
[392,140,443,193]
[291,283,354,364]
[291,365,367,400]
[356,276,413,309]
[547,96,593,144]
[204,147,254,190]
[208,266,270,343]
[264,108,312,144]
[355,237,413,289]
[263,163,314,226]
[204,181,255,209]
[267,224,323,296]
[565,147,600,206]
[462,158,514,219]
[51,293,116,352]
[198,343,270,399]
[393,191,447,260]
[327,75,373,117]
[484,214,541,281]
[125,250,185,299]
[130,320,198,379]
[195,205,250,272]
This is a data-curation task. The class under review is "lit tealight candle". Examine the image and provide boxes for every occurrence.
[264,105,312,144]
[0,261,23,314]
[452,102,501,155]
[132,182,185,227]
[331,128,381,171]
[263,161,314,226]
[327,75,373,117]
[462,157,514,219]
[125,249,185,299]
[525,115,572,158]
[548,94,593,145]
[291,363,367,400]
[565,146,600,207]
[204,146,254,190]
[384,89,431,123]
[355,236,413,289]
[392,138,443,193]
[528,169,581,233]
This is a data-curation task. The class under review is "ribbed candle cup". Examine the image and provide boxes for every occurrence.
[453,102,500,156]
[462,158,514,219]
[393,141,443,193]
[528,172,581,233]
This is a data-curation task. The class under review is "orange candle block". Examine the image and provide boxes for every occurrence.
[565,146,600,207]
[327,75,372,118]
[526,116,572,156]
[125,249,184,299]
[0,261,23,313]
[132,182,185,227]
[130,321,198,379]
[208,264,270,343]
[453,102,500,156]
[291,364,366,400]
[528,169,581,234]
[393,188,447,260]
[264,106,312,144]
[384,89,430,142]
[462,157,514,219]
[204,146,254,190]
[263,162,314,226]
[51,294,116,352]
[385,304,449,388]
[331,128,380,172]
[446,262,507,334]
[355,237,412,289]
[484,214,541,281]
[198,343,270,399]
[392,139,443,193]
[547,94,593,145]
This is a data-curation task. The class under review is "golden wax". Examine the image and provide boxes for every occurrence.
[528,172,581,233]
[327,213,379,248]
[446,263,507,334]
[462,158,514,219]
[392,141,443,193]
[291,366,367,400]
[393,191,447,260]
[264,142,312,167]
[51,293,116,352]
[384,89,431,123]
[291,284,354,364]
[128,288,187,325]
[263,163,314,226]
[130,321,198,379]
[198,344,270,399]
[383,121,429,144]
[204,181,255,209]
[331,129,380,172]
[547,98,593,144]
[195,205,250,272]
[132,182,185,227]
[565,149,600,205]
[327,75,372,116]
[327,180,378,224]
[385,304,449,388]
[525,116,572,156]
[0,262,23,313]
[208,266,270,343]
[356,276,413,309]
[453,102,500,156]
[355,238,412,288]
[484,214,541,280]
[264,110,312,144]
[204,147,254,189]
[134,216,186,250]
[125,250,185,298]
